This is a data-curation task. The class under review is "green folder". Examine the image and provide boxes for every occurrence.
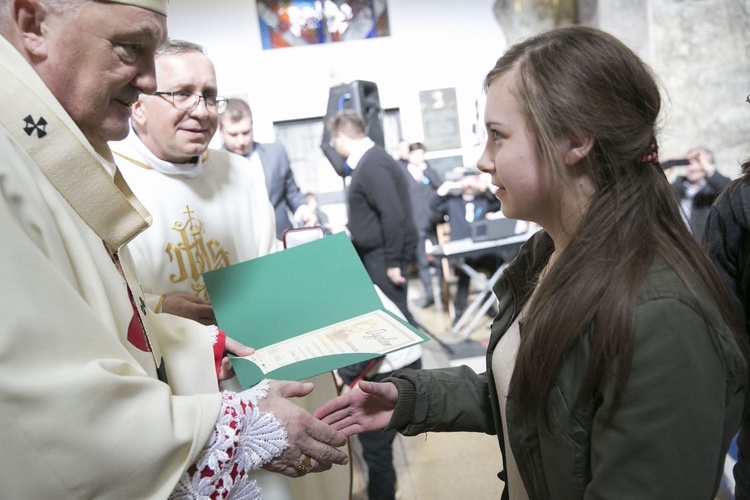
[203,232,428,388]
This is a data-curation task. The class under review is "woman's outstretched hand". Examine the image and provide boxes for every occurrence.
[313,380,400,437]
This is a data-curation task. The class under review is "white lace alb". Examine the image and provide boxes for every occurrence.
[169,380,288,499]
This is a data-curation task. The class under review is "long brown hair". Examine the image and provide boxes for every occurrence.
[490,27,743,421]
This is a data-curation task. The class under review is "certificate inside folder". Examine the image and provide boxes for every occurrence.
[203,232,428,388]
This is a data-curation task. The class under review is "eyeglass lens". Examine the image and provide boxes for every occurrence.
[172,93,227,113]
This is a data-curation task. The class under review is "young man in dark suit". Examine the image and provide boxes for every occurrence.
[328,110,419,328]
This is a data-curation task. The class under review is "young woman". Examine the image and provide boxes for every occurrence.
[315,26,748,498]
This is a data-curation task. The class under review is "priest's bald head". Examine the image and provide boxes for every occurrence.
[0,0,168,148]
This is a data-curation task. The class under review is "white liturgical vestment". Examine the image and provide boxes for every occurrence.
[0,35,288,499]
[0,34,222,496]
[111,133,277,312]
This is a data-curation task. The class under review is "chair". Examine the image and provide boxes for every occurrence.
[435,222,456,320]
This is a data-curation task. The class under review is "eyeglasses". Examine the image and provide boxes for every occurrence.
[153,91,228,114]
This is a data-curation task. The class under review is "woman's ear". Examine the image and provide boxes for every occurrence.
[564,133,594,167]
[15,0,49,58]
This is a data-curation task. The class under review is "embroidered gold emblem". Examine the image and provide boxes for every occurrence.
[165,205,229,298]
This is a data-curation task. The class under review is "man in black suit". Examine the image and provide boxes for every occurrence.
[329,111,423,500]
[403,142,442,308]
[220,98,316,239]
[328,110,419,328]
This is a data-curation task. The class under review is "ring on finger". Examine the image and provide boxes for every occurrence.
[347,406,352,417]
[293,455,313,474]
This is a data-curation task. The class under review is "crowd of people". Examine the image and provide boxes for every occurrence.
[1,1,749,499]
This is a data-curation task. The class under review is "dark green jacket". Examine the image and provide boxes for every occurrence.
[388,230,746,499]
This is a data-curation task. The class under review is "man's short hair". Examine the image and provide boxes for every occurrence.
[409,142,426,153]
[327,110,365,138]
[155,39,205,57]
[222,98,252,124]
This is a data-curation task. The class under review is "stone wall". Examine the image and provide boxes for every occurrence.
[603,0,750,177]
[495,0,750,177]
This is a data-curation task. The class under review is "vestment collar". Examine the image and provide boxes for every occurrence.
[114,129,206,178]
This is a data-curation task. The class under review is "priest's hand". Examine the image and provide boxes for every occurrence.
[255,380,349,477]
[161,291,216,325]
[219,336,254,381]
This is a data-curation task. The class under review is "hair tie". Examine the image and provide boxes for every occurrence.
[638,143,659,165]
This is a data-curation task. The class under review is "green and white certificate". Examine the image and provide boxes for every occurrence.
[203,233,429,388]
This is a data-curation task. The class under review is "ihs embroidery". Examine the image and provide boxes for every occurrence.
[166,205,229,299]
